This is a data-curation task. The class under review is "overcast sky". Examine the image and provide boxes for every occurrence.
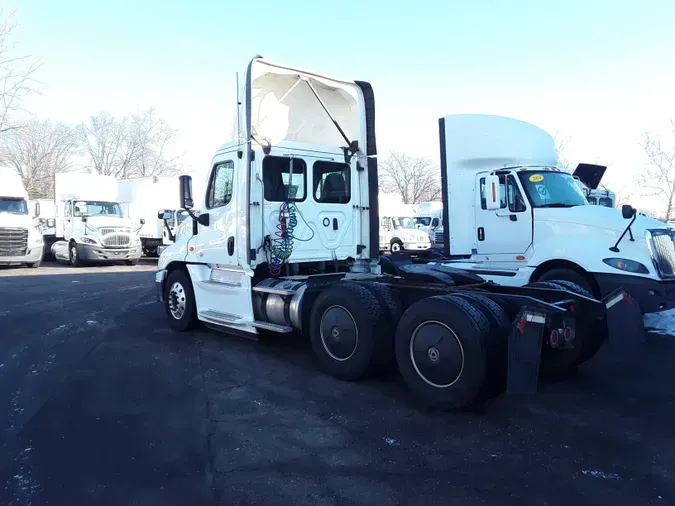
[14,0,675,212]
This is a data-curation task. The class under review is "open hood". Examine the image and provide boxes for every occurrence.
[238,56,376,158]
[573,163,607,190]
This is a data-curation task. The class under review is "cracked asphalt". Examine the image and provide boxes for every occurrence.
[0,260,674,505]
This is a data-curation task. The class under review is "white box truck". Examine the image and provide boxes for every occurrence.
[154,57,642,411]
[0,167,44,268]
[51,173,143,266]
[117,176,181,257]
[429,114,675,314]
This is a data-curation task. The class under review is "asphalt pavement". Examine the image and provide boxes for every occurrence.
[0,260,674,505]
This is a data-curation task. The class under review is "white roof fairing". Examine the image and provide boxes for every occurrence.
[441,114,561,172]
[235,58,366,153]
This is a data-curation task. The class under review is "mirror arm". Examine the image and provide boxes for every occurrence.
[609,213,637,252]
[162,219,175,242]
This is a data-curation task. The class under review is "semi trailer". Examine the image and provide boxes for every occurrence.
[156,57,642,410]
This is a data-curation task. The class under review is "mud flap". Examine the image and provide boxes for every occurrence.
[603,289,645,351]
[506,309,546,395]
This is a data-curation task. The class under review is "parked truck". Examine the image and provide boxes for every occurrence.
[118,176,181,257]
[572,164,616,208]
[429,113,674,315]
[0,167,44,268]
[50,173,143,266]
[155,57,641,411]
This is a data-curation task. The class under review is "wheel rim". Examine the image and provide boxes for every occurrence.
[319,305,358,361]
[391,243,401,252]
[168,281,187,320]
[70,246,77,264]
[410,320,464,388]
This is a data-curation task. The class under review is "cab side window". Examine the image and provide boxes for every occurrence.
[314,161,351,204]
[480,176,507,209]
[206,161,235,209]
[262,156,307,202]
[65,201,72,217]
[480,175,526,212]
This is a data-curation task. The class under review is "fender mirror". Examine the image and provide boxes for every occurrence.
[34,202,41,218]
[157,209,173,220]
[622,204,636,220]
[485,175,501,211]
[179,175,194,210]
[140,218,146,225]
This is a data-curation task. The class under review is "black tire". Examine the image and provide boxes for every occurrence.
[164,269,198,331]
[359,281,403,372]
[309,282,389,381]
[526,280,583,374]
[29,257,42,268]
[537,268,596,297]
[390,239,404,254]
[69,242,83,267]
[540,279,607,366]
[126,259,139,266]
[395,294,489,410]
[452,292,509,396]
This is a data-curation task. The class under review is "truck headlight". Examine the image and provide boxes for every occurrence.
[80,237,98,245]
[602,257,650,274]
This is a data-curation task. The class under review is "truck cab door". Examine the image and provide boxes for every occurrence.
[475,173,532,255]
[63,201,73,239]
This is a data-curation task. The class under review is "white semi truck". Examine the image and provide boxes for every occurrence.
[155,57,641,411]
[50,173,143,266]
[117,176,181,257]
[428,114,675,315]
[0,167,44,268]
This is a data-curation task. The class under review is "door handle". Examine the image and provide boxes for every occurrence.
[227,236,234,255]
[333,218,338,230]
[477,227,485,241]
[509,215,517,222]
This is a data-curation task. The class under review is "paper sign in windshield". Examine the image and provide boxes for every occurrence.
[529,174,544,182]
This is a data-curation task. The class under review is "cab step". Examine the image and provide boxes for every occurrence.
[199,310,292,334]
[249,321,293,333]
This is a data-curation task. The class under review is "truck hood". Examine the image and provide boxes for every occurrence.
[535,206,667,235]
[84,216,133,229]
[0,212,33,228]
[572,163,607,190]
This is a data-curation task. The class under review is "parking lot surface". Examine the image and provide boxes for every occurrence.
[0,260,674,505]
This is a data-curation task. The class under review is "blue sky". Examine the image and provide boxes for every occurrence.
[14,0,675,208]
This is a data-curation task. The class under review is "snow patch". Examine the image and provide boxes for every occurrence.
[581,469,622,480]
[384,438,400,447]
[644,309,675,336]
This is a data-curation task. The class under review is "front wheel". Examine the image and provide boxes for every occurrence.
[126,259,139,266]
[164,269,198,331]
[69,242,83,267]
[390,239,403,254]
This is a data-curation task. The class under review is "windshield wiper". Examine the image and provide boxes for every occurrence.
[538,203,576,208]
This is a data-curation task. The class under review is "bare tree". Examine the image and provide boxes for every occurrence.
[79,108,180,178]
[379,151,441,204]
[553,132,574,172]
[636,120,675,221]
[0,9,41,135]
[129,108,180,177]
[0,119,79,198]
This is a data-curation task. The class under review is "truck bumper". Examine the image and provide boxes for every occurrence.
[0,245,43,265]
[156,269,167,302]
[595,272,675,314]
[404,242,431,251]
[76,243,143,262]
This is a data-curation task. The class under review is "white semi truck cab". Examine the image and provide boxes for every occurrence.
[154,57,645,411]
[379,215,430,253]
[51,173,143,266]
[434,114,675,314]
[0,167,43,268]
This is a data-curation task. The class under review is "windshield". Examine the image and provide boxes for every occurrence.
[392,217,416,229]
[517,171,588,208]
[73,201,122,217]
[415,217,432,226]
[0,198,28,215]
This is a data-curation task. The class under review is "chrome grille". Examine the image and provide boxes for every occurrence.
[650,229,675,277]
[0,227,28,256]
[99,228,132,248]
[434,230,444,244]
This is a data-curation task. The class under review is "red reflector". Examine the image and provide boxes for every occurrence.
[550,330,559,343]
[563,327,571,340]
[518,316,527,332]
[623,294,630,303]
[569,305,575,313]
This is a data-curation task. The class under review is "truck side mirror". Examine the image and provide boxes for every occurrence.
[485,175,501,210]
[622,205,636,219]
[140,218,146,225]
[158,209,172,220]
[179,175,194,210]
[34,202,40,218]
